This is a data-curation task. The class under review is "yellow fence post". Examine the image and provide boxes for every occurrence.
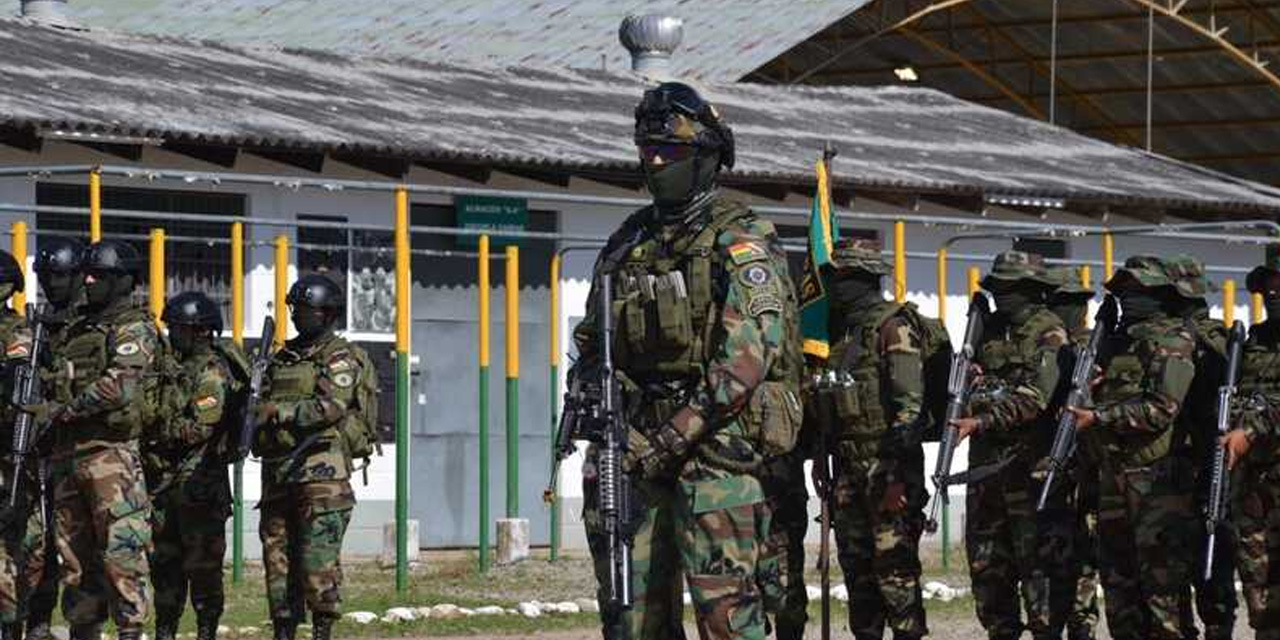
[230,222,245,585]
[968,266,981,297]
[393,186,411,593]
[1102,233,1114,281]
[505,245,520,519]
[548,252,561,562]
[1080,265,1091,290]
[274,234,289,348]
[89,168,102,242]
[1224,279,1237,327]
[10,221,25,314]
[936,249,947,321]
[478,235,491,572]
[1253,292,1265,325]
[149,229,165,325]
[894,221,906,303]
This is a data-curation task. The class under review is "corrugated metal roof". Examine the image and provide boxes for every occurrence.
[61,0,868,82]
[2,19,1280,214]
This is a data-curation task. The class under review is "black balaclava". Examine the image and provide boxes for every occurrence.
[1118,288,1165,326]
[169,324,211,357]
[644,151,719,223]
[1265,294,1280,324]
[39,271,80,309]
[830,271,882,310]
[1050,297,1088,334]
[291,303,334,344]
[84,272,132,309]
[990,281,1044,318]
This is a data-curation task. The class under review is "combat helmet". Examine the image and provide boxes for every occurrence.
[1105,255,1172,292]
[34,236,82,275]
[1047,266,1092,301]
[1163,254,1216,300]
[286,273,344,311]
[981,251,1057,290]
[162,291,223,335]
[82,240,142,276]
[829,238,890,276]
[1246,244,1280,294]
[634,81,735,169]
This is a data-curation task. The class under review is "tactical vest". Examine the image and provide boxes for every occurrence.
[1092,316,1191,468]
[38,306,78,406]
[609,201,803,456]
[0,311,26,423]
[823,302,900,456]
[61,305,158,442]
[969,306,1060,462]
[1239,323,1280,472]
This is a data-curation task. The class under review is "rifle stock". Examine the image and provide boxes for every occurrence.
[1037,295,1117,512]
[1204,320,1245,581]
[236,315,276,461]
[926,291,989,533]
[6,303,45,518]
[596,275,633,611]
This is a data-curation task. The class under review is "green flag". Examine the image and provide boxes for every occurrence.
[800,159,838,360]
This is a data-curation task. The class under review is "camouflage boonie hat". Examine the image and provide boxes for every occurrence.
[829,238,890,275]
[981,251,1055,289]
[1105,255,1171,291]
[1048,266,1093,299]
[1163,254,1216,299]
[1246,244,1280,293]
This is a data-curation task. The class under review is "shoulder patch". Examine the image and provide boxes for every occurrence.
[746,293,783,317]
[727,242,768,266]
[195,396,219,410]
[5,343,28,358]
[332,372,355,388]
[739,265,772,287]
[116,342,141,356]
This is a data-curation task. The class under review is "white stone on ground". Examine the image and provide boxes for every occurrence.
[474,605,506,616]
[806,586,822,600]
[554,601,581,614]
[50,627,69,640]
[236,627,260,636]
[517,602,542,617]
[382,607,417,622]
[831,584,849,602]
[574,598,600,613]
[682,592,692,605]
[344,611,378,624]
[430,603,463,619]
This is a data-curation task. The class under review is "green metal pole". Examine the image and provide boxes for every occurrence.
[395,352,410,591]
[232,460,243,584]
[549,362,560,562]
[942,502,950,571]
[479,369,490,572]
[505,246,520,519]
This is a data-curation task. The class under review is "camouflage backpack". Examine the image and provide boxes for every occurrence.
[341,343,383,472]
[900,304,953,441]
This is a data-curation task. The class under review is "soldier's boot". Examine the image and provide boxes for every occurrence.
[116,627,142,640]
[2,623,21,640]
[311,615,335,640]
[271,618,297,640]
[155,612,181,640]
[24,619,51,640]
[195,612,220,640]
[68,624,101,640]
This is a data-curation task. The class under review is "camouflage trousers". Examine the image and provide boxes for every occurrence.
[1034,464,1098,640]
[0,466,48,624]
[1096,457,1195,640]
[1232,461,1280,640]
[1186,468,1237,640]
[150,481,231,625]
[757,451,807,640]
[965,458,1052,640]
[53,442,153,629]
[1065,473,1099,640]
[28,459,64,630]
[833,452,927,640]
[259,479,354,622]
[605,472,769,640]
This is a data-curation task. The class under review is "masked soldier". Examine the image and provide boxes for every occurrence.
[0,251,38,640]
[144,292,237,640]
[1042,267,1099,640]
[34,240,157,640]
[950,251,1066,640]
[25,236,85,640]
[812,238,929,640]
[573,81,802,640]
[1163,255,1236,640]
[1066,255,1197,640]
[254,273,370,640]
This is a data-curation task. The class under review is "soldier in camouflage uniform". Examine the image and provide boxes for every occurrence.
[0,251,40,640]
[950,251,1067,640]
[144,292,237,640]
[1162,255,1236,640]
[25,237,85,640]
[35,240,157,640]
[1224,250,1280,640]
[813,238,928,640]
[1066,255,1197,640]
[1042,267,1099,640]
[254,274,369,640]
[573,82,803,640]
[754,432,806,640]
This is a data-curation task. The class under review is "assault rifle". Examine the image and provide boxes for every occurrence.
[1036,295,1118,512]
[926,291,990,532]
[544,375,600,505]
[1204,319,1245,581]
[235,315,276,461]
[4,304,45,522]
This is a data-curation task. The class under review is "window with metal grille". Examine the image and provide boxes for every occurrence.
[35,182,242,323]
[296,215,397,335]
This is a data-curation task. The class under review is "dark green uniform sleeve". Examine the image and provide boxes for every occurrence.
[169,357,229,447]
[63,318,158,420]
[273,349,359,431]
[666,234,787,443]
[1096,330,1196,435]
[982,314,1067,432]
[881,314,924,428]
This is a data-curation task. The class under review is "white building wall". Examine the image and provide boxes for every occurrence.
[0,142,1266,553]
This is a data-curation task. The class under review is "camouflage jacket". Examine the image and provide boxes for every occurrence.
[143,344,234,499]
[37,303,80,407]
[573,198,802,481]
[256,332,360,485]
[821,300,925,480]
[57,299,160,447]
[1090,314,1196,468]
[0,309,32,445]
[968,305,1067,463]
[1235,320,1280,471]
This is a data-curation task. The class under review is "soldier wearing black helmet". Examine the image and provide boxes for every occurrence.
[35,239,157,640]
[253,273,376,640]
[24,236,84,640]
[145,292,241,640]
[571,82,801,640]
[0,250,40,640]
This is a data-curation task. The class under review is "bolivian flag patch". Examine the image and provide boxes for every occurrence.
[195,396,219,410]
[5,343,28,358]
[728,242,766,266]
